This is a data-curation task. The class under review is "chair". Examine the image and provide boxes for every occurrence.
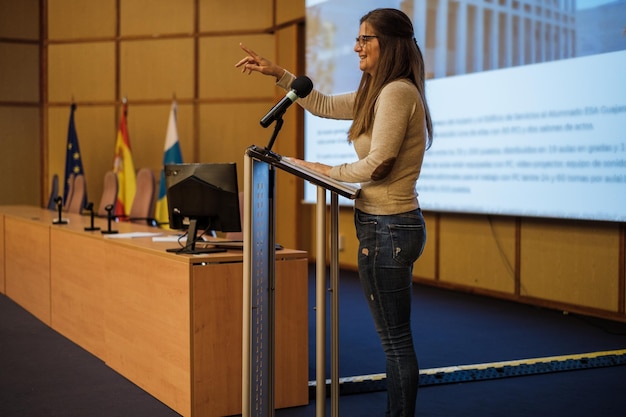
[128,168,156,225]
[97,171,118,217]
[47,174,59,210]
[66,174,86,214]
[63,173,75,211]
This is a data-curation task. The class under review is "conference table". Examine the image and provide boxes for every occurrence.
[0,205,309,417]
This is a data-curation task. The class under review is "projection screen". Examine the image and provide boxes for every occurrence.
[303,0,626,222]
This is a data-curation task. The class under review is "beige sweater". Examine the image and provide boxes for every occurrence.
[277,71,426,215]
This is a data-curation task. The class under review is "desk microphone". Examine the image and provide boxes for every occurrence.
[84,202,100,231]
[52,196,68,225]
[101,204,118,234]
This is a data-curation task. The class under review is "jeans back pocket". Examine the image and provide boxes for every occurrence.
[388,223,425,266]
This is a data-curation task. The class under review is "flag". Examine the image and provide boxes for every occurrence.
[113,101,136,218]
[155,100,183,227]
[63,103,88,208]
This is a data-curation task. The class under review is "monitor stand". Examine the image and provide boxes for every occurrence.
[166,219,227,255]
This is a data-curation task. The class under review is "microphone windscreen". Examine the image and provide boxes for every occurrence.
[292,76,313,98]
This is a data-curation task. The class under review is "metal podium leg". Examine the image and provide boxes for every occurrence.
[330,192,340,417]
[243,154,252,417]
[315,187,326,417]
[316,189,341,417]
[243,154,275,417]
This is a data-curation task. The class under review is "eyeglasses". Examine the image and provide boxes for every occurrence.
[355,35,378,48]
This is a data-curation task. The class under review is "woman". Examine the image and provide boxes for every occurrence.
[236,8,433,417]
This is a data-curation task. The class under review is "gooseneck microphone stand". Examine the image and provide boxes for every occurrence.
[84,202,100,231]
[100,204,118,234]
[52,196,68,225]
[265,115,284,155]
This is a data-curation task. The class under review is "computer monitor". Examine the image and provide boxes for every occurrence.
[164,162,241,254]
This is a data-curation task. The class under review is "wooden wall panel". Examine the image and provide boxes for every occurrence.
[0,44,39,102]
[124,103,195,170]
[336,208,357,267]
[521,219,620,311]
[47,106,117,207]
[120,0,195,36]
[197,102,271,187]
[199,35,276,99]
[273,26,300,140]
[47,106,76,197]
[120,39,195,100]
[48,42,116,102]
[47,0,116,40]
[300,204,316,259]
[166,103,195,163]
[274,168,302,250]
[439,214,517,294]
[272,25,301,250]
[276,0,305,25]
[0,214,5,293]
[199,0,273,32]
[0,0,39,39]
[299,205,362,272]
[0,107,40,205]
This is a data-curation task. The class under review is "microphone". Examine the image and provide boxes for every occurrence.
[101,204,118,234]
[84,201,100,232]
[260,75,313,128]
[52,196,68,225]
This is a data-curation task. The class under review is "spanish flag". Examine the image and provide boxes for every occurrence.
[155,100,183,227]
[113,101,136,218]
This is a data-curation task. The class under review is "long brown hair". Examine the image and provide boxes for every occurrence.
[348,8,433,149]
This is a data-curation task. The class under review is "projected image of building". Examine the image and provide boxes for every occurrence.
[406,0,577,78]
[407,0,626,78]
[307,0,624,88]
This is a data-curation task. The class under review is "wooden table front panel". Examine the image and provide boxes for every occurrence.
[104,242,192,417]
[50,227,108,359]
[192,257,309,417]
[4,215,52,325]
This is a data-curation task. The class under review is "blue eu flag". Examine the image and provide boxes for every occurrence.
[63,103,88,208]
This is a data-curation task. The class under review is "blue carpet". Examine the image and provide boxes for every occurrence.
[311,267,626,378]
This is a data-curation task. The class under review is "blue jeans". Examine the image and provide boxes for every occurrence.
[354,208,426,417]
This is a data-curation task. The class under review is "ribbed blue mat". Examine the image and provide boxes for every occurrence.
[309,349,626,397]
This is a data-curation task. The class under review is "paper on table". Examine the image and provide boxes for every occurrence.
[152,235,186,242]
[104,232,163,239]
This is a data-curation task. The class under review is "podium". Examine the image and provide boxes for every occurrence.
[242,144,360,417]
